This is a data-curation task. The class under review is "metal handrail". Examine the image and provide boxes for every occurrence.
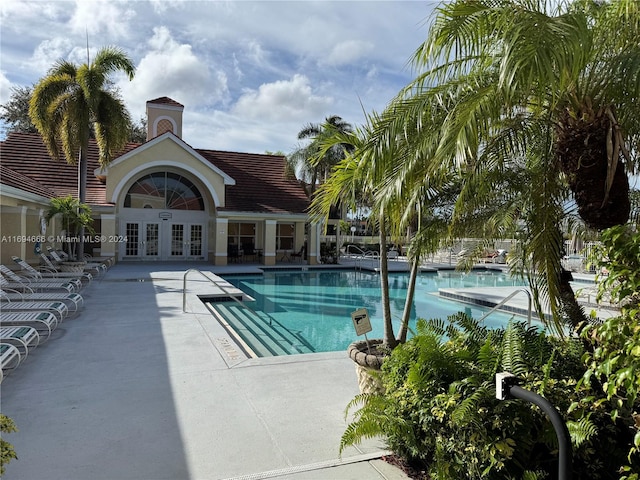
[183,268,314,353]
[477,288,533,327]
[183,268,249,313]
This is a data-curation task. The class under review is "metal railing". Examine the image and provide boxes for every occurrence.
[183,268,247,313]
[182,268,313,354]
[477,288,533,327]
[344,245,381,270]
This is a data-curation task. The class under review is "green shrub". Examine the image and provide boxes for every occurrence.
[579,225,640,479]
[0,414,18,476]
[341,313,629,479]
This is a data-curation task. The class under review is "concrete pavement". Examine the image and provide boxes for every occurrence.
[1,263,408,480]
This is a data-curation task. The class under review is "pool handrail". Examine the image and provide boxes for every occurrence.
[477,288,533,328]
[183,268,315,354]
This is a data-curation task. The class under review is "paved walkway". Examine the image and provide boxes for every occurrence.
[1,263,407,480]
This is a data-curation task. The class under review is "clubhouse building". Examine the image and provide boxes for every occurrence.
[0,97,318,266]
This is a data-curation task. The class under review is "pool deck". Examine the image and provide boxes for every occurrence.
[1,262,406,480]
[1,260,608,479]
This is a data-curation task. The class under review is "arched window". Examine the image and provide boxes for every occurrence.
[124,172,204,210]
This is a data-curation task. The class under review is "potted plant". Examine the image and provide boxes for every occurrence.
[45,196,95,271]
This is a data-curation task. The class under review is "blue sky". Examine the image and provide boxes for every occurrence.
[0,0,437,154]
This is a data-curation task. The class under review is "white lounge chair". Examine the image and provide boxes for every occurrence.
[12,255,92,284]
[0,265,80,293]
[0,287,83,312]
[0,311,59,341]
[46,247,107,275]
[0,326,40,357]
[0,291,69,322]
[84,253,114,268]
[0,343,22,380]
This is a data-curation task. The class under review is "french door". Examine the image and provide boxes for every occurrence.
[122,221,205,260]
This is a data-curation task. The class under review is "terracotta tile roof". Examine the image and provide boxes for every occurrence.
[1,132,310,215]
[146,97,184,108]
[0,132,137,205]
[198,149,310,214]
[0,164,56,198]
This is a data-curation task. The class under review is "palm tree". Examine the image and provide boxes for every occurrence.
[287,115,353,196]
[29,46,135,258]
[45,196,94,260]
[357,0,640,334]
[309,117,453,349]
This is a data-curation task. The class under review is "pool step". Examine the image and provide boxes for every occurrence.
[209,302,314,357]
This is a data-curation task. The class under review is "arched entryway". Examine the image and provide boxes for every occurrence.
[118,171,209,261]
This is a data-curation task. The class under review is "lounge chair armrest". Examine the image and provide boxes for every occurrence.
[1,288,24,300]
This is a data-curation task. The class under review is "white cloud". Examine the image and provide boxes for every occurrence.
[29,38,74,74]
[323,40,374,67]
[68,0,135,38]
[119,26,228,120]
[0,71,12,104]
[232,74,332,122]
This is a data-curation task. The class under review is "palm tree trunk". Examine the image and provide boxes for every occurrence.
[397,256,419,343]
[559,269,589,333]
[77,145,88,260]
[379,208,397,349]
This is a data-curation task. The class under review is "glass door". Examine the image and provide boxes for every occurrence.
[144,223,160,258]
[124,223,140,257]
[189,224,203,258]
[169,223,185,259]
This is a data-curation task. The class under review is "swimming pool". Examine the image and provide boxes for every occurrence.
[212,269,535,356]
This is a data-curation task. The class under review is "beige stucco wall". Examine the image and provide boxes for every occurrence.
[0,195,50,265]
[104,137,227,209]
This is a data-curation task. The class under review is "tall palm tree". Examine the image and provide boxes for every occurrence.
[287,115,353,196]
[309,117,453,349]
[358,0,640,334]
[29,46,135,258]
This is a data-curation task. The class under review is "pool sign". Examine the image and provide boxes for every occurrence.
[351,308,372,336]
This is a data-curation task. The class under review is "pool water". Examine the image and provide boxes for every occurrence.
[219,269,533,354]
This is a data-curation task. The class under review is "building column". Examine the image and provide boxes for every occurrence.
[214,218,228,266]
[294,222,305,261]
[99,214,117,260]
[308,222,321,265]
[263,220,277,266]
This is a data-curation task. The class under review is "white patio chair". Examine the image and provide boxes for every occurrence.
[0,290,69,322]
[0,311,58,341]
[13,255,92,285]
[0,265,80,293]
[0,326,40,357]
[0,286,83,312]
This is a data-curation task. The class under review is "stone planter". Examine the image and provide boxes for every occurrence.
[347,339,387,395]
[59,261,87,273]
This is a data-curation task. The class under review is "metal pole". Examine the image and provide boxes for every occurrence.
[508,384,573,480]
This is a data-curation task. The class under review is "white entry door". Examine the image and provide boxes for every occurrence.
[121,218,206,261]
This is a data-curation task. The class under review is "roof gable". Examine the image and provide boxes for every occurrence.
[99,132,235,186]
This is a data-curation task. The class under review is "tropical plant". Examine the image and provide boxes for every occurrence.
[341,313,631,479]
[29,46,136,258]
[0,414,18,476]
[45,196,95,260]
[579,225,640,479]
[355,0,640,335]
